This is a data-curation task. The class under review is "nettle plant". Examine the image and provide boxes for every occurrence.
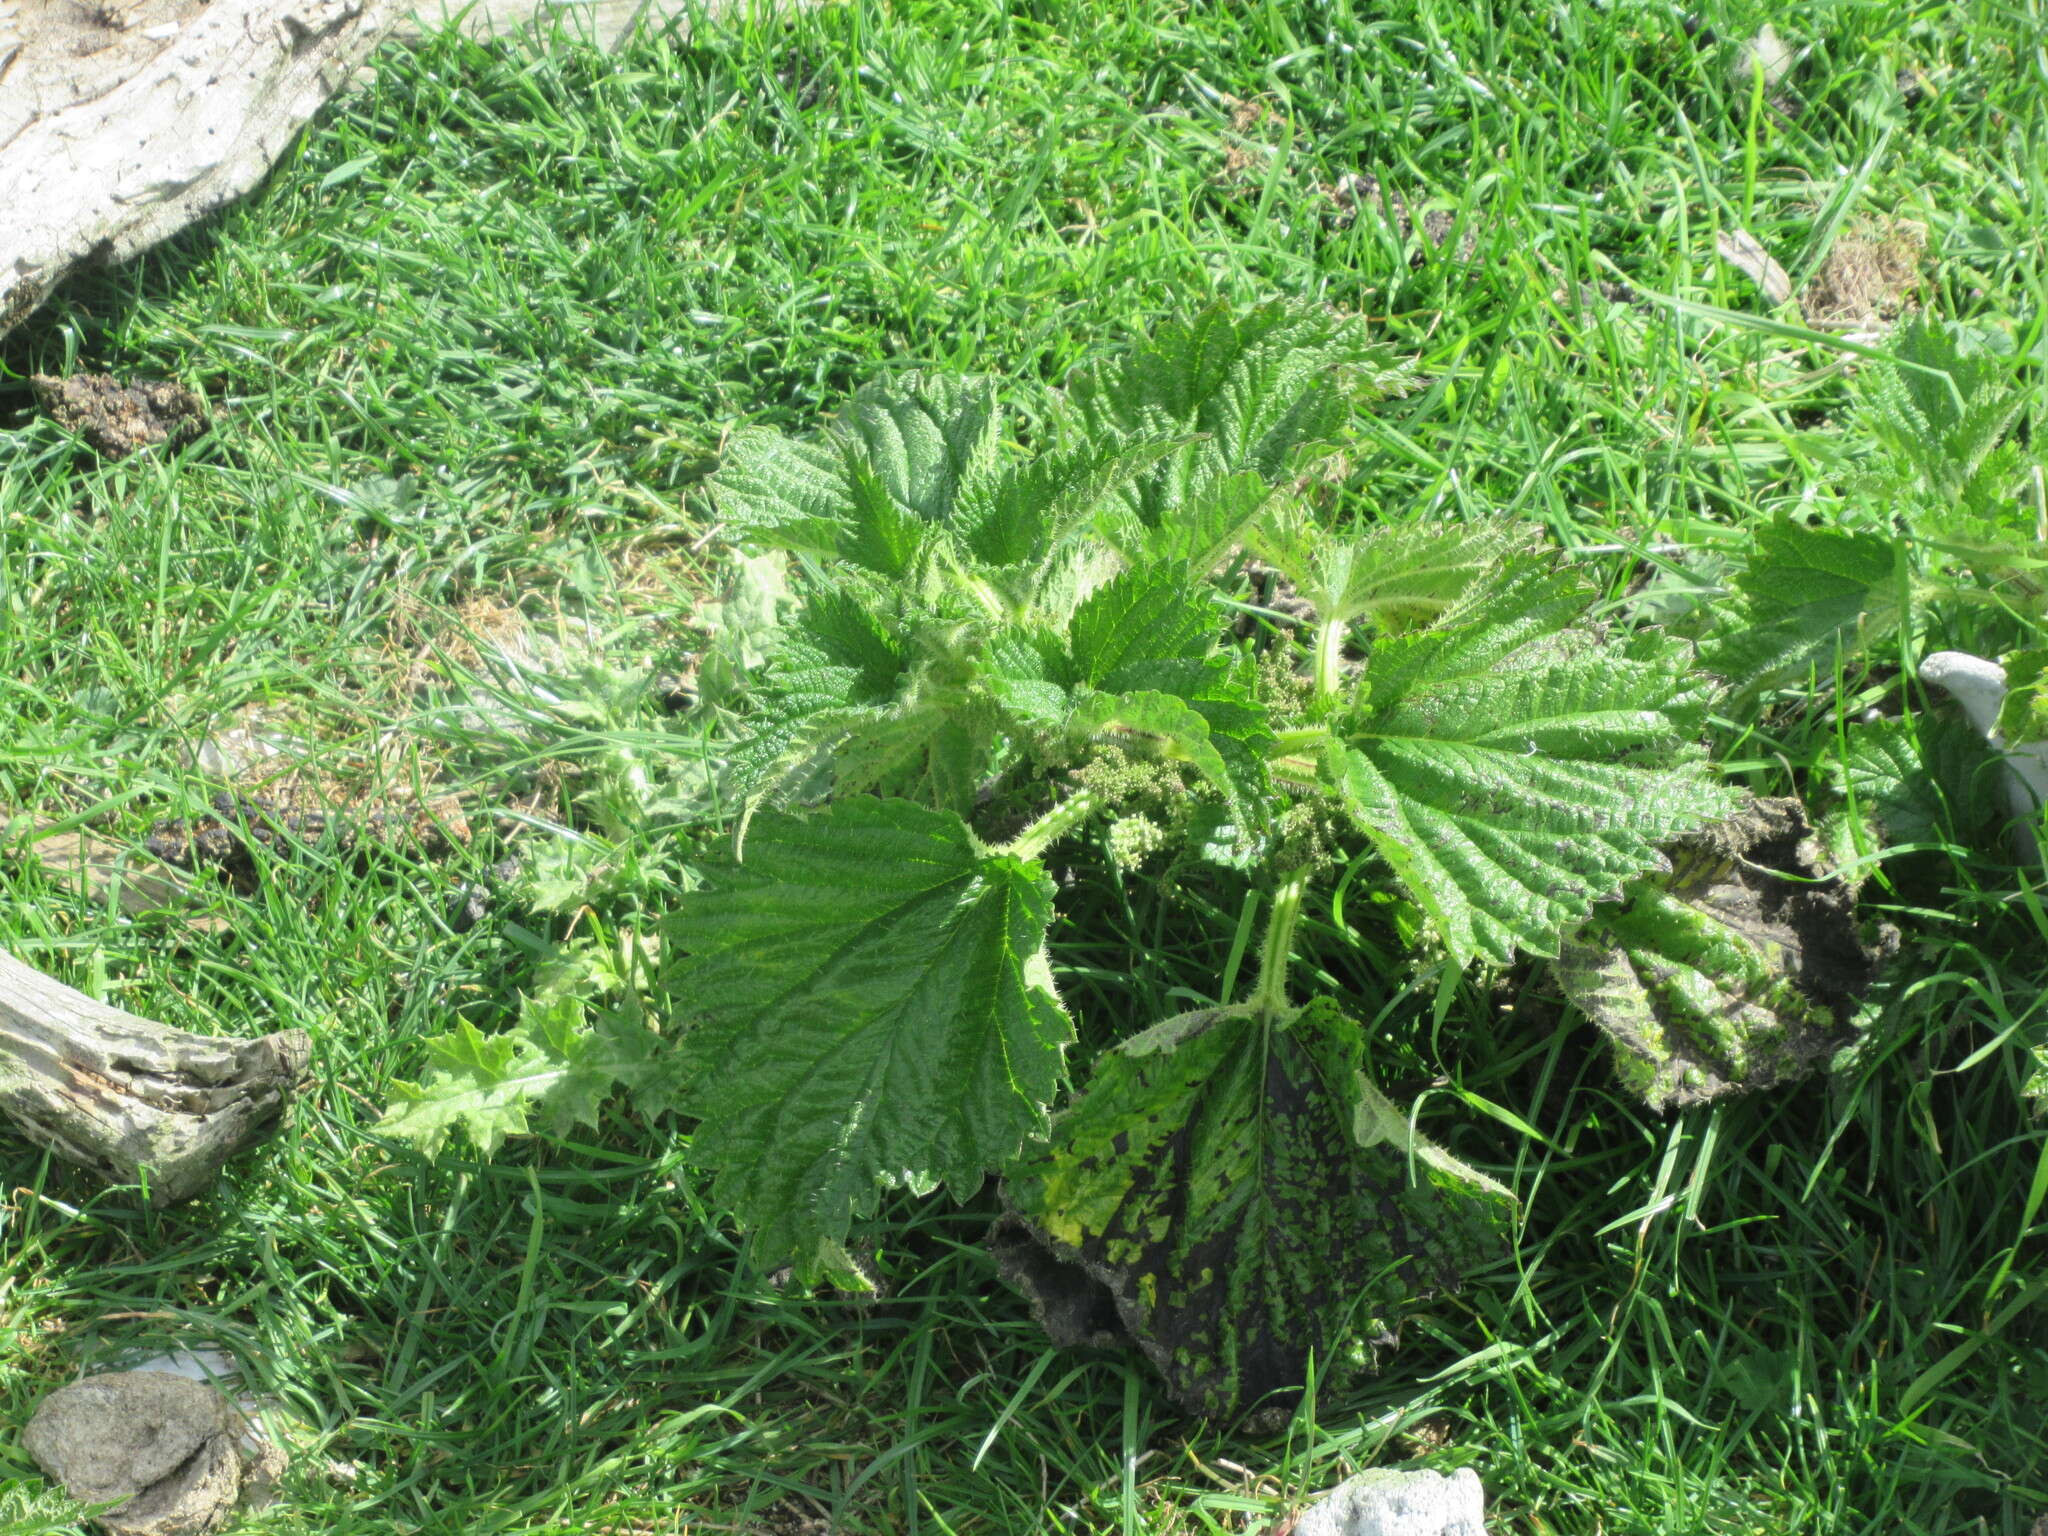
[385,305,1890,1419]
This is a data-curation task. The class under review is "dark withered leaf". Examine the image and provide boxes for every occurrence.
[1559,796,1894,1111]
[1000,996,1513,1422]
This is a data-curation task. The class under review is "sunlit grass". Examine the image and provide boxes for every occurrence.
[2,0,2045,1530]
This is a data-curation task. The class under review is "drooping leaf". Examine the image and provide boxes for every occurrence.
[666,798,1070,1265]
[1559,797,1894,1110]
[378,997,669,1156]
[1098,653,1278,825]
[1248,513,1518,634]
[1336,573,1735,965]
[1001,995,1513,1421]
[1068,689,1237,807]
[1832,713,2006,850]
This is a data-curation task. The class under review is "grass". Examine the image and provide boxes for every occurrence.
[2,0,2046,1530]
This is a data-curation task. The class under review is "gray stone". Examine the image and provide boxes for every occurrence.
[1921,650,2048,863]
[1291,1467,1489,1536]
[23,1372,249,1535]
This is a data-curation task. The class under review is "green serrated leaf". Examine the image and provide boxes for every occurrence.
[2026,1044,2048,1109]
[982,625,1076,731]
[1337,579,1734,965]
[1249,513,1518,633]
[1096,470,1284,572]
[1355,562,1598,708]
[834,373,1001,523]
[1001,995,1512,1420]
[517,835,611,916]
[706,429,863,557]
[1997,650,2048,747]
[1707,520,1902,692]
[793,589,908,700]
[707,374,1002,563]
[1559,797,1889,1110]
[378,999,667,1156]
[954,436,1185,570]
[1868,316,2025,502]
[1067,565,1217,686]
[668,798,1071,1264]
[695,551,795,690]
[1834,713,2006,849]
[836,452,927,576]
[1070,301,1412,535]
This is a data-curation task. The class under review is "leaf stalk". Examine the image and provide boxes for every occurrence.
[999,789,1101,862]
[1247,866,1310,1021]
[1311,618,1348,701]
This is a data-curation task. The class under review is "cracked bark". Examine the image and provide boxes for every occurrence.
[0,949,309,1203]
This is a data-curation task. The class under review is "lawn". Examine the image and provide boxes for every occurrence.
[2,0,2046,1532]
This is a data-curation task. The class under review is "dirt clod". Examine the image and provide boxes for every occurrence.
[31,373,208,458]
[24,1372,249,1535]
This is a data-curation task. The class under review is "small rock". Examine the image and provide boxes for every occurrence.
[24,1372,254,1535]
[1290,1467,1489,1536]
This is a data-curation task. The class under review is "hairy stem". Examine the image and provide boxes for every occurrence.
[1247,867,1310,1021]
[999,789,1101,862]
[1311,618,1348,701]
[1270,726,1335,755]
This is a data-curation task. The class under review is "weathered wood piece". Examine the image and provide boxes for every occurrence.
[0,0,397,338]
[0,948,309,1203]
[393,0,668,45]
[0,0,771,341]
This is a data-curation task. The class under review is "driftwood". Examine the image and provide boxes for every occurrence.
[0,0,748,342]
[0,948,308,1203]
[394,0,674,45]
[0,0,397,339]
